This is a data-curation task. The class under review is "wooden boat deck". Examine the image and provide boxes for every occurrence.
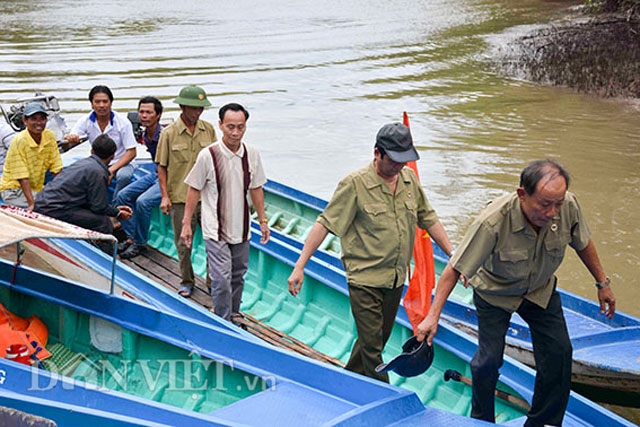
[121,247,345,368]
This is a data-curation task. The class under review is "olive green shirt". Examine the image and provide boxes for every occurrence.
[451,191,591,312]
[155,116,216,204]
[318,162,439,289]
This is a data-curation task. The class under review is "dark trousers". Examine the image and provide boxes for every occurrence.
[471,290,572,426]
[345,283,404,383]
[41,208,113,235]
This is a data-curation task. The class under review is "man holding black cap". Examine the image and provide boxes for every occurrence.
[416,159,615,426]
[0,102,63,210]
[287,122,454,382]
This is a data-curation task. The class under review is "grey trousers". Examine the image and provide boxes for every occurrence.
[1,188,34,208]
[204,239,250,321]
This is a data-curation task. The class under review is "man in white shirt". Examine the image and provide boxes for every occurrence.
[180,103,270,322]
[65,85,137,200]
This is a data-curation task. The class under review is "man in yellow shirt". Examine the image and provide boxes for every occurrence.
[0,102,63,210]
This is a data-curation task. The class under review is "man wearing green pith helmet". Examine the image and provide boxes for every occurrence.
[155,85,217,298]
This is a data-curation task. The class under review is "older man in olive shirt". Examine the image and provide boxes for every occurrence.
[156,85,217,296]
[417,159,616,427]
[288,123,454,382]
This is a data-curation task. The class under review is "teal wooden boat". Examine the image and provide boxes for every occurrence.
[258,180,640,396]
[42,205,530,423]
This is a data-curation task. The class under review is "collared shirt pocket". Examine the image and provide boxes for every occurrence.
[362,203,388,232]
[544,234,570,270]
[493,249,530,279]
[170,142,190,164]
[403,199,418,222]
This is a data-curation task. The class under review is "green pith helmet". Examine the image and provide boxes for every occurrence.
[173,85,212,107]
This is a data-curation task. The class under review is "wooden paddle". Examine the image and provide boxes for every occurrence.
[444,369,531,411]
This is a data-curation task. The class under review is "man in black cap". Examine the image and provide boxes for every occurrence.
[287,122,454,382]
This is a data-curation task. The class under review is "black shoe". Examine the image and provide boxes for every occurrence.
[117,239,133,254]
[120,244,144,260]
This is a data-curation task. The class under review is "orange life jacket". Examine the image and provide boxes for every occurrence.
[0,303,51,362]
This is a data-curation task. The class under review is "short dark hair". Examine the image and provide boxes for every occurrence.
[520,159,570,195]
[92,134,117,159]
[375,145,387,159]
[138,96,163,115]
[89,85,114,102]
[219,103,249,121]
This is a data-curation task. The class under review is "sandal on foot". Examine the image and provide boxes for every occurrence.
[231,314,248,330]
[117,239,133,254]
[120,244,144,260]
[178,285,193,298]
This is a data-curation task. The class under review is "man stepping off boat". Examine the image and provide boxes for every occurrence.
[287,123,455,383]
[417,159,616,426]
[181,103,270,322]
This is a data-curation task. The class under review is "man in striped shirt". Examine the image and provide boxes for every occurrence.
[180,103,269,322]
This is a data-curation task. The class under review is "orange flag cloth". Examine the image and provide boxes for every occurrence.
[401,112,436,335]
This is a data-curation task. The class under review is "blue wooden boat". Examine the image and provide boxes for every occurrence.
[258,180,640,396]
[14,158,634,426]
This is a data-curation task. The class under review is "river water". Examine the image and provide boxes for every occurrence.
[1,0,638,420]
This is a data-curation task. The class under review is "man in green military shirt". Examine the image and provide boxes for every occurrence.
[156,85,217,297]
[287,123,454,382]
[417,159,616,427]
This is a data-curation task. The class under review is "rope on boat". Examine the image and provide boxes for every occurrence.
[236,313,345,368]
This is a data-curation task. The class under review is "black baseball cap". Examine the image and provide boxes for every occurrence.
[375,336,434,377]
[375,123,419,163]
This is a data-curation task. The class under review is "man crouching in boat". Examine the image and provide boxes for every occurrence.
[34,135,132,249]
[287,123,455,383]
[417,159,616,427]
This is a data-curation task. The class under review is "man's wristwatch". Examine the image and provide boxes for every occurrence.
[595,277,610,289]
